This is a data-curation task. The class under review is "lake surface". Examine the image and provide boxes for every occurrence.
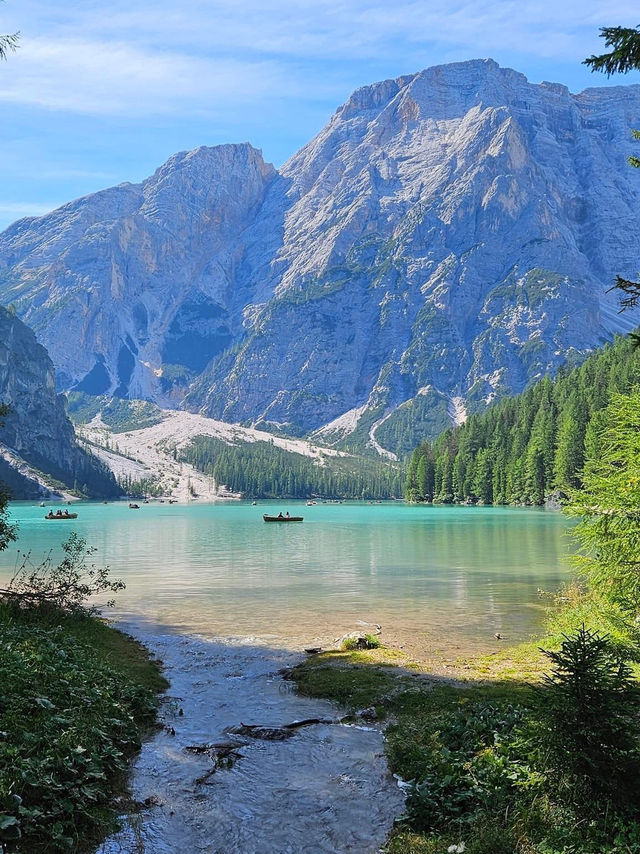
[2,501,574,656]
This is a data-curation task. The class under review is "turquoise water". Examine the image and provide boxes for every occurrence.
[1,501,574,654]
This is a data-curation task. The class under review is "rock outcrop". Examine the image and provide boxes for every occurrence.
[0,306,119,498]
[1,60,640,455]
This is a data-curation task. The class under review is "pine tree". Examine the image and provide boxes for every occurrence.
[568,390,640,613]
[554,396,587,491]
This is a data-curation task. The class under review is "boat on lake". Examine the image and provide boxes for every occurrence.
[45,511,77,520]
[263,514,304,523]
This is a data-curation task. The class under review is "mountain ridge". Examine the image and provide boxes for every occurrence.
[0,306,119,499]
[1,58,639,456]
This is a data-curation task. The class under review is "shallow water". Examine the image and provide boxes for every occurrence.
[96,626,405,854]
[2,501,574,653]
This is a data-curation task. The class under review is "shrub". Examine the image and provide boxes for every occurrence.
[0,533,124,614]
[0,608,158,851]
[536,625,640,804]
[396,701,530,831]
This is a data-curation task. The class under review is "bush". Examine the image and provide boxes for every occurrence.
[536,626,640,804]
[0,608,158,851]
[396,701,530,831]
[0,533,124,614]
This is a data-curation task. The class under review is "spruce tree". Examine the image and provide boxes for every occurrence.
[568,390,640,613]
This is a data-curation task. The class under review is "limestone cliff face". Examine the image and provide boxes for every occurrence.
[0,144,276,403]
[0,307,118,498]
[1,61,640,455]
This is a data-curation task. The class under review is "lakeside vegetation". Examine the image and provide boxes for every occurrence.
[293,358,640,852]
[0,533,166,852]
[180,434,405,499]
[292,618,640,854]
[405,334,640,505]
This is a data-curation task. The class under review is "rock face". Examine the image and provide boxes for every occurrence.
[1,60,640,455]
[0,145,276,403]
[0,306,118,498]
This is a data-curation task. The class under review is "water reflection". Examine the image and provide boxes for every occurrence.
[1,502,574,652]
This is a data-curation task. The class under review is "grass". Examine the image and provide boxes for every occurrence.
[0,603,167,852]
[340,633,382,651]
[290,607,640,854]
[59,612,168,694]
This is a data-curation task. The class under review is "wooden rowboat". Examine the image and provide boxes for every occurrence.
[45,512,78,520]
[263,514,304,523]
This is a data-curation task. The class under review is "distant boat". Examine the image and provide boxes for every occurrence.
[263,514,304,523]
[129,503,140,509]
[45,511,77,520]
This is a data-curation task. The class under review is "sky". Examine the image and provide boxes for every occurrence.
[1,0,640,231]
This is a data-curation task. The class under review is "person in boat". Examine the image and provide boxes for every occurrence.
[63,509,70,517]
[278,511,283,518]
[46,510,54,519]
[285,511,290,518]
[56,509,63,517]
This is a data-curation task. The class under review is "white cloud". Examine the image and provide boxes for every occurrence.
[0,37,304,115]
[1,0,639,117]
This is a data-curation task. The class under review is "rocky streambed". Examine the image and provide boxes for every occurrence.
[97,624,405,854]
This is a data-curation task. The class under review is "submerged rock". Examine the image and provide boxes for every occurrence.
[544,490,569,510]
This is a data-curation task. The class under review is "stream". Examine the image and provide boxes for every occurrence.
[97,623,405,854]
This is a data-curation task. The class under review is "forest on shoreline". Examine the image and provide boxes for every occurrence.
[405,334,640,505]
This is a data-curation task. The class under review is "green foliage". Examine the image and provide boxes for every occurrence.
[117,474,164,497]
[536,626,640,804]
[66,393,163,433]
[373,390,452,458]
[1,533,125,614]
[584,26,640,77]
[293,635,640,854]
[397,701,528,831]
[568,390,640,613]
[406,335,640,505]
[340,634,381,651]
[180,435,405,499]
[0,605,161,852]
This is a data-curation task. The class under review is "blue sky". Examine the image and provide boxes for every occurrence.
[1,0,639,231]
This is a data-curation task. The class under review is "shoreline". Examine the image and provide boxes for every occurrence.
[98,619,405,854]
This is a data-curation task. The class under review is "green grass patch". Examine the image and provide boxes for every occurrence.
[0,604,166,852]
[292,633,640,854]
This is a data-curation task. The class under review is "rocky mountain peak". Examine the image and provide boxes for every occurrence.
[1,60,639,456]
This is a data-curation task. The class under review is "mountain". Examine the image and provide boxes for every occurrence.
[1,59,639,457]
[0,306,119,499]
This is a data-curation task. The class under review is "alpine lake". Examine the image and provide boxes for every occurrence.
[1,500,574,658]
[1,500,578,853]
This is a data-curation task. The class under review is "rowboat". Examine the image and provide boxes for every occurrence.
[45,512,78,520]
[263,514,304,523]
